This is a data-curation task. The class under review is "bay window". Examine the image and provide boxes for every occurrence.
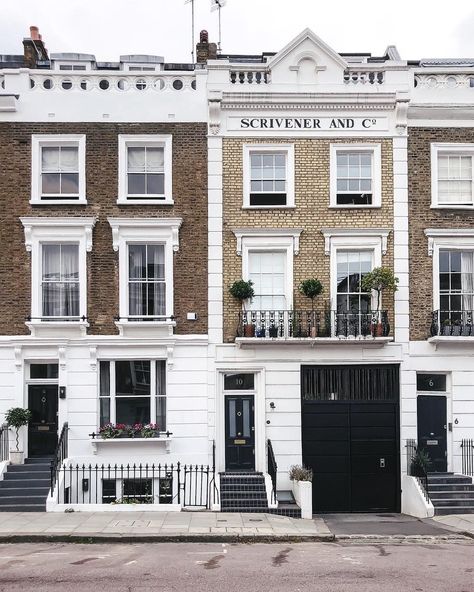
[99,360,166,429]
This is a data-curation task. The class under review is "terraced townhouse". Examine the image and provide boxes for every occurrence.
[0,26,473,517]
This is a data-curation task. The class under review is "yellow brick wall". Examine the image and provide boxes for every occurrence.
[223,137,395,342]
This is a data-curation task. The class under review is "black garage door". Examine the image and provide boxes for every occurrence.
[301,365,400,513]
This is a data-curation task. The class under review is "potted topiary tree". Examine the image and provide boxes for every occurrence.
[299,279,323,338]
[229,279,255,337]
[360,267,399,337]
[5,407,32,464]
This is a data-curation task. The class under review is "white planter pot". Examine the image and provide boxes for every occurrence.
[292,479,313,519]
[10,451,25,465]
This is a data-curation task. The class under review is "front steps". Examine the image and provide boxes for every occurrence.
[428,473,474,515]
[219,472,301,517]
[0,457,51,512]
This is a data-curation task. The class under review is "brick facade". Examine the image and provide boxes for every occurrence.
[0,122,208,335]
[408,127,474,341]
[222,137,395,342]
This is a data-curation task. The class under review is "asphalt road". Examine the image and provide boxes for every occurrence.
[0,541,472,592]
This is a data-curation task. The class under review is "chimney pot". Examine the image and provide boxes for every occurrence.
[30,26,40,40]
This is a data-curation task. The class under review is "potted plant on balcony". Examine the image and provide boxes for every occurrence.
[229,279,255,337]
[5,407,32,464]
[299,278,323,338]
[360,267,399,337]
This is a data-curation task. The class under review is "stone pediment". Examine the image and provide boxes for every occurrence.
[267,28,348,86]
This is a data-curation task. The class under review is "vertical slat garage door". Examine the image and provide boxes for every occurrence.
[301,365,400,513]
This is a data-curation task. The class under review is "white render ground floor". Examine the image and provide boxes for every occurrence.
[0,336,473,514]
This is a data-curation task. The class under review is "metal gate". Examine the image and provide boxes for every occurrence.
[301,364,400,513]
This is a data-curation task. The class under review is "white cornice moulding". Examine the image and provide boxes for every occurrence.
[221,92,398,111]
[232,227,303,256]
[424,228,474,256]
[107,217,183,252]
[321,228,391,256]
[20,217,96,252]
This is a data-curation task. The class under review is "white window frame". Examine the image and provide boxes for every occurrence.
[118,134,173,205]
[20,217,95,333]
[323,229,389,313]
[243,144,295,209]
[31,134,86,204]
[425,229,474,310]
[108,218,182,328]
[98,359,166,428]
[431,143,474,209]
[237,232,301,310]
[329,143,382,208]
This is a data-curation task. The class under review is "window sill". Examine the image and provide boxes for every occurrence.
[26,320,89,337]
[117,198,174,206]
[242,205,296,210]
[115,320,176,337]
[430,204,474,210]
[30,199,88,206]
[90,436,172,454]
[328,204,381,209]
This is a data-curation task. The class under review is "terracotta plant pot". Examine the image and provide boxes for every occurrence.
[310,326,317,338]
[243,323,255,337]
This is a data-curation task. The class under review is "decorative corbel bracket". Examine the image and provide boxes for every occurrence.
[208,91,222,136]
[14,346,22,369]
[167,346,174,369]
[395,93,410,136]
[89,346,98,370]
[58,347,67,370]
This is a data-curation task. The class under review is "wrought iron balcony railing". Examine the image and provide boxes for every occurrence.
[430,310,474,337]
[237,310,390,339]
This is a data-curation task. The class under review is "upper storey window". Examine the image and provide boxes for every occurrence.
[330,144,381,208]
[118,135,173,204]
[243,145,295,208]
[31,135,86,204]
[432,144,474,208]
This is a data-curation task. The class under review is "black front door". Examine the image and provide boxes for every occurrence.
[225,395,255,471]
[28,384,58,457]
[417,395,447,472]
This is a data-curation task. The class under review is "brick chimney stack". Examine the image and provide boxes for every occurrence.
[196,30,217,64]
[23,25,49,69]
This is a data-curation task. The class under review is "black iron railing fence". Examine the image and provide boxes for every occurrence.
[406,438,429,500]
[52,462,216,508]
[461,439,474,476]
[0,424,8,462]
[431,310,474,337]
[50,423,68,491]
[267,439,277,505]
[238,310,389,339]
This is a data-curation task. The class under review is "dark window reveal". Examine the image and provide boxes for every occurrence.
[336,193,372,206]
[249,193,287,206]
[417,374,447,392]
[301,364,399,401]
[102,479,116,504]
[123,478,153,503]
[224,373,255,391]
[30,363,59,379]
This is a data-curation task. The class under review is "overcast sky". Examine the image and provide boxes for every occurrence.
[2,1,474,63]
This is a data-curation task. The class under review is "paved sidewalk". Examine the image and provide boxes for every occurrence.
[433,513,474,536]
[0,511,332,542]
